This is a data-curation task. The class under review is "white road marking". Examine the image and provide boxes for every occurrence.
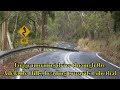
[16,51,118,79]
[57,76,64,79]
[64,52,94,79]
[16,68,22,79]
[16,53,44,79]
[67,52,94,79]
[96,53,120,69]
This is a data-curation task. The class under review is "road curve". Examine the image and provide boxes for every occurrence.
[15,51,120,79]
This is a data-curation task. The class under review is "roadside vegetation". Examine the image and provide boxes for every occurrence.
[78,34,120,66]
[0,11,120,67]
[0,51,40,79]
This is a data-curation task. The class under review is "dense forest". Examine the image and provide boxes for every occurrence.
[0,11,120,65]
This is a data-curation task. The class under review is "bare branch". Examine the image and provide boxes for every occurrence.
[0,12,11,25]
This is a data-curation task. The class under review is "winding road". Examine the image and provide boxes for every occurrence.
[15,43,120,79]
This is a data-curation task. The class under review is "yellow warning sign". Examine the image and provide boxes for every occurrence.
[20,38,28,44]
[18,25,30,37]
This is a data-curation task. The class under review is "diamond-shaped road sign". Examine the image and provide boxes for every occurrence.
[18,25,30,37]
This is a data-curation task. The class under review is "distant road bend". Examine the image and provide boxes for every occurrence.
[15,43,120,79]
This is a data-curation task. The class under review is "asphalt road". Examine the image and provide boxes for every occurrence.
[15,43,120,79]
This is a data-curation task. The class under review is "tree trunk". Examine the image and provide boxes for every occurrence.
[41,11,47,51]
[2,22,7,51]
[97,32,100,39]
[84,31,87,38]
[64,12,68,40]
[87,31,94,40]
[41,11,47,45]
[12,12,19,48]
[1,11,9,51]
[7,31,13,49]
[114,20,117,33]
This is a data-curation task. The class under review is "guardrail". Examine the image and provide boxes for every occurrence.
[0,45,79,64]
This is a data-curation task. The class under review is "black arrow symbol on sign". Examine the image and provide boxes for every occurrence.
[22,27,26,37]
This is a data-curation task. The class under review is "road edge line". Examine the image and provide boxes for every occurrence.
[16,53,45,79]
[96,53,120,69]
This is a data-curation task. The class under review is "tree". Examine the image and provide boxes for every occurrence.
[105,11,120,33]
[1,11,9,51]
[41,11,47,45]
[12,11,19,48]
[41,11,55,44]
[111,11,120,32]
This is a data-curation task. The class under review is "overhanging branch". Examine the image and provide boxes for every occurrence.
[0,13,11,25]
